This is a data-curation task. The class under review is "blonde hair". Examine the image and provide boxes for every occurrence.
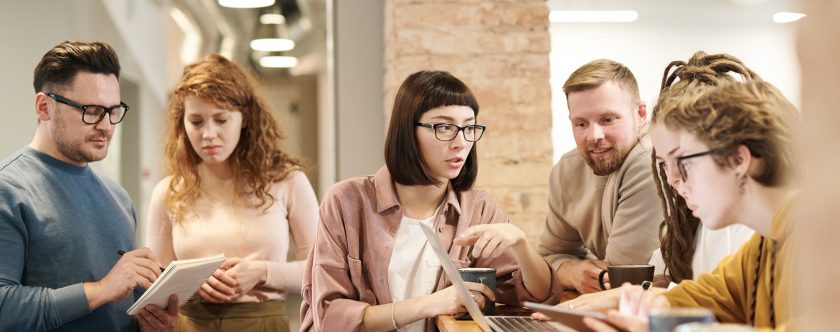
[163,54,301,222]
[651,51,760,282]
[563,59,640,104]
[663,80,800,187]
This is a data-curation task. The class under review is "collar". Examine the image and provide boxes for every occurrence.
[372,165,462,215]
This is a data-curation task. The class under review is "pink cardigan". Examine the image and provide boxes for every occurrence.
[300,166,562,331]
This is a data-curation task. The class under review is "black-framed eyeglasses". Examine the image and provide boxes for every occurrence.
[46,92,129,125]
[416,122,486,142]
[675,148,725,182]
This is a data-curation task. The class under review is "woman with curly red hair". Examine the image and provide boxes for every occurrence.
[145,54,318,331]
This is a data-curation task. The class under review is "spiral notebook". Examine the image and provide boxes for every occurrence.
[126,254,226,315]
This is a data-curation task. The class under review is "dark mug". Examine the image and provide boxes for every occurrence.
[649,307,715,332]
[598,264,655,290]
[458,267,496,315]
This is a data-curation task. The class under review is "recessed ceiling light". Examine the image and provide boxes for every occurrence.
[772,12,806,23]
[259,56,298,68]
[250,38,295,52]
[218,0,275,9]
[260,13,285,24]
[549,10,639,23]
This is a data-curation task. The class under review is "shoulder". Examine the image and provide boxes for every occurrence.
[275,170,314,192]
[616,135,656,182]
[150,176,175,200]
[554,148,587,174]
[455,188,505,222]
[322,174,375,207]
[94,171,133,204]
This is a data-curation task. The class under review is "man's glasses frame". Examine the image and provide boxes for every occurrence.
[46,92,129,125]
[675,148,726,182]
[416,122,486,142]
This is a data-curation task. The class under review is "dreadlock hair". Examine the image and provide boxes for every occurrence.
[650,51,760,283]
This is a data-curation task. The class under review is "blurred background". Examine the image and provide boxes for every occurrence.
[0,0,804,329]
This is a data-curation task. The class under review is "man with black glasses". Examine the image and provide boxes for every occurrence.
[0,40,177,331]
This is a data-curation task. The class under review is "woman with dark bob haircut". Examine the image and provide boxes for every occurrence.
[300,70,561,331]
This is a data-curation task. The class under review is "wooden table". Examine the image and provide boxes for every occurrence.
[436,291,580,332]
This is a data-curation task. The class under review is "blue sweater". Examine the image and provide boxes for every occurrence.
[0,147,139,331]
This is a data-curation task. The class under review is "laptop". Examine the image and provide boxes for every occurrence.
[419,223,573,332]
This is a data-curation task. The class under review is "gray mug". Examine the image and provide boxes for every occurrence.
[649,307,714,332]
[458,267,496,315]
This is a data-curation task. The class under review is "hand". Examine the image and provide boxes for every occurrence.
[427,282,495,316]
[557,259,608,294]
[85,247,163,310]
[454,224,527,260]
[615,284,669,317]
[137,294,178,331]
[583,310,649,332]
[198,257,266,303]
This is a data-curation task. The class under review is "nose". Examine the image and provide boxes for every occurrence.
[589,124,605,142]
[664,164,682,189]
[450,129,469,150]
[202,123,217,140]
[93,117,113,132]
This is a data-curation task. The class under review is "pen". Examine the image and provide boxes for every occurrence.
[118,250,166,273]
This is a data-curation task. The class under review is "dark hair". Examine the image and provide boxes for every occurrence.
[384,70,479,191]
[651,51,759,282]
[33,40,121,93]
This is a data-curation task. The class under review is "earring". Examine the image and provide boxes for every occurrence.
[735,172,747,194]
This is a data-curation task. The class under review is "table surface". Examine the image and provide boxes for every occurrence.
[436,291,580,332]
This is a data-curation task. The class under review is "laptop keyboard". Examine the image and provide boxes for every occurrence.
[487,316,565,332]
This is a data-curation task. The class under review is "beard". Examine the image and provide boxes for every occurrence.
[53,114,111,164]
[583,141,634,176]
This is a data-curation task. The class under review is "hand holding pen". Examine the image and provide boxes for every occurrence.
[83,247,164,311]
[118,249,166,273]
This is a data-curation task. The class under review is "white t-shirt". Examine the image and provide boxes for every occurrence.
[388,211,442,332]
[650,224,754,289]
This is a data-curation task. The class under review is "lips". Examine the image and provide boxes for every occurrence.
[88,136,110,147]
[589,147,613,156]
[202,145,222,154]
[446,156,465,168]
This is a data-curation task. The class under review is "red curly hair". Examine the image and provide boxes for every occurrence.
[163,54,301,222]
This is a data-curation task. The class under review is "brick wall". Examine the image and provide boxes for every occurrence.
[384,0,553,245]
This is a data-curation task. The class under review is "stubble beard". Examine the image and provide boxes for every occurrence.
[53,115,110,164]
[585,142,634,176]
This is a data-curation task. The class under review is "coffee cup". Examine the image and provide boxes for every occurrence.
[458,267,496,315]
[649,307,714,332]
[598,264,655,290]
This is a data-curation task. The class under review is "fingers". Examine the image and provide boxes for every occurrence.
[167,294,179,314]
[532,312,550,321]
[463,282,495,301]
[591,259,609,270]
[199,279,234,302]
[583,315,620,332]
[221,257,243,270]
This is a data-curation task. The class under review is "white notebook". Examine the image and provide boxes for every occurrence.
[126,254,226,315]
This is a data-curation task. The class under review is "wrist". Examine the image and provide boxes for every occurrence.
[83,281,104,310]
[259,260,268,285]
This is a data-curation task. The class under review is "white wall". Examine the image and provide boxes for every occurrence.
[0,0,169,237]
[549,19,800,162]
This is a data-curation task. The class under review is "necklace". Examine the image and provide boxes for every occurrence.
[750,236,776,328]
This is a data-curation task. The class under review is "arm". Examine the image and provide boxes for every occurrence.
[465,193,563,305]
[263,171,319,294]
[663,238,757,324]
[537,164,607,293]
[0,183,91,331]
[144,179,177,266]
[537,163,590,271]
[602,152,662,265]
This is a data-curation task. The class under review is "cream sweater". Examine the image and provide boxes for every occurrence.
[145,170,318,302]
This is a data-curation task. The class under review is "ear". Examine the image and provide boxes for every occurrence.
[732,144,752,175]
[636,101,648,122]
[34,93,51,121]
